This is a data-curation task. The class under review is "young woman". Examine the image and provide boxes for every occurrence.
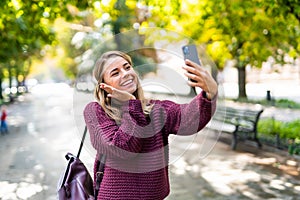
[84,50,218,200]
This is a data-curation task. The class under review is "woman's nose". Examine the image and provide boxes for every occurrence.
[120,69,129,77]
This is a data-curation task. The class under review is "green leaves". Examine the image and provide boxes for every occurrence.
[258,118,300,140]
[1,0,299,98]
[0,0,93,98]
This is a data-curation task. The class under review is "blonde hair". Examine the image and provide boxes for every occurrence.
[93,51,151,121]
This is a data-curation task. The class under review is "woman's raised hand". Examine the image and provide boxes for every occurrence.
[182,59,218,100]
[99,83,136,101]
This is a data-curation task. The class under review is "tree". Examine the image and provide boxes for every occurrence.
[63,0,159,80]
[0,0,93,100]
[0,0,52,99]
[263,0,300,67]
[140,0,298,99]
[177,0,275,98]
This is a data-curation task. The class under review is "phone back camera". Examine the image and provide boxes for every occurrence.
[183,46,189,55]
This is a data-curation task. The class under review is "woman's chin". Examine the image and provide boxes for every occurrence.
[122,85,137,94]
[127,88,137,95]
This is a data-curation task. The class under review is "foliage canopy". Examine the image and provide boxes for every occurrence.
[0,0,299,100]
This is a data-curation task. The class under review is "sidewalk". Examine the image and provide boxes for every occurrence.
[166,131,300,200]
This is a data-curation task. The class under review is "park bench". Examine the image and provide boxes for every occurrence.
[209,106,264,150]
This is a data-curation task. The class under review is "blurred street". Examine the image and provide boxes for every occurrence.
[0,83,299,200]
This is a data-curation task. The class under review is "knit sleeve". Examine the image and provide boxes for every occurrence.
[162,91,217,136]
[83,101,149,160]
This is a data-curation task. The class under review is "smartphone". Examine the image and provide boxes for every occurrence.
[182,44,201,65]
[182,44,201,82]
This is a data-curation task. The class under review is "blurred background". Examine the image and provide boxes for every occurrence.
[0,0,300,199]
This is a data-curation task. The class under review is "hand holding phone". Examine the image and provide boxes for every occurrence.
[182,44,201,82]
[182,44,218,99]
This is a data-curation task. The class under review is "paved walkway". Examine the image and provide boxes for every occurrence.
[166,132,300,200]
[0,86,299,200]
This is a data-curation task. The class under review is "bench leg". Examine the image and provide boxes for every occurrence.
[231,132,238,150]
[254,133,262,149]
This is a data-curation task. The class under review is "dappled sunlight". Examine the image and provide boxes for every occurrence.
[201,164,261,195]
[240,190,261,199]
[286,160,297,167]
[0,181,17,199]
[33,164,44,171]
[253,156,300,176]
[203,154,300,198]
[23,173,35,183]
[270,179,286,190]
[171,157,189,175]
[185,164,200,174]
[27,122,38,137]
[201,174,234,195]
[7,115,26,127]
[169,147,300,199]
[0,180,45,200]
[16,182,43,199]
[254,157,277,165]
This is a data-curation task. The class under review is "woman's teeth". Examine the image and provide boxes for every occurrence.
[122,80,133,86]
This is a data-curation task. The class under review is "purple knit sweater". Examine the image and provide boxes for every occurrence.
[84,92,217,200]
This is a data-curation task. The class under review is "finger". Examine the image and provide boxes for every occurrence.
[184,59,207,75]
[184,72,198,82]
[182,65,199,76]
[188,76,208,88]
[110,88,116,95]
[99,83,109,90]
[185,59,201,68]
[100,83,114,94]
[100,83,110,89]
[187,80,196,86]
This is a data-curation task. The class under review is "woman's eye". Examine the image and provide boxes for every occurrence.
[125,65,131,70]
[112,72,119,76]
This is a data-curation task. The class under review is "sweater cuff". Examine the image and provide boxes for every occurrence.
[201,91,218,102]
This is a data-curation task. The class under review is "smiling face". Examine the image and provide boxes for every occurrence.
[103,56,138,94]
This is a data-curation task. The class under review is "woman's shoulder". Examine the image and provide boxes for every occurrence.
[85,101,100,108]
[84,101,103,114]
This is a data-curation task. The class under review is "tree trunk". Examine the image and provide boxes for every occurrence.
[298,57,300,84]
[0,76,3,100]
[8,66,12,90]
[237,66,247,98]
[8,65,14,102]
